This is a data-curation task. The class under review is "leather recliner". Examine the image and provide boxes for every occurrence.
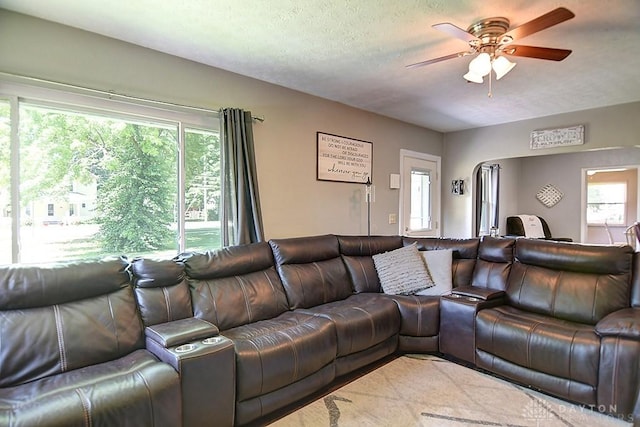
[506,215,573,241]
[0,258,181,426]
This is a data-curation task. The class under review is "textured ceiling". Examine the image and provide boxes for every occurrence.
[1,0,639,132]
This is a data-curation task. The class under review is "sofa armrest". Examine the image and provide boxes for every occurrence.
[145,319,235,427]
[452,286,505,301]
[596,308,640,339]
[145,317,219,348]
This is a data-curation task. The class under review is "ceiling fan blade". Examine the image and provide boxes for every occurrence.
[432,23,478,43]
[501,7,575,43]
[406,51,471,68]
[502,45,572,61]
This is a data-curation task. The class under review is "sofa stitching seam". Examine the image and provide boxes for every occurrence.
[75,388,92,427]
[53,305,67,372]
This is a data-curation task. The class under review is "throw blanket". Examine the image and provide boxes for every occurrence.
[517,215,545,238]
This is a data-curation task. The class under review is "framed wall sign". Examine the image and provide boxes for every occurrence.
[317,132,372,183]
[530,125,584,150]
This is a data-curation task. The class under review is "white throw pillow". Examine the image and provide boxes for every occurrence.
[415,249,453,296]
[372,243,435,295]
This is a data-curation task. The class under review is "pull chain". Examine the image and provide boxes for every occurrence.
[488,69,493,98]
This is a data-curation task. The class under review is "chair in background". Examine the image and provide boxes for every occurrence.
[604,220,615,245]
[625,222,640,250]
[506,215,573,242]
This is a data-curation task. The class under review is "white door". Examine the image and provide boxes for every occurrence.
[400,150,440,237]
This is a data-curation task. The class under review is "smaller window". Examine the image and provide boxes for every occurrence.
[587,182,626,225]
[409,169,431,231]
[47,203,54,217]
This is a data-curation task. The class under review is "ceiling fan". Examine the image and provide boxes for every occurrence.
[407,7,575,85]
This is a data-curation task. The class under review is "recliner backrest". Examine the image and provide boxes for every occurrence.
[183,242,289,330]
[507,239,634,324]
[337,235,403,293]
[270,234,352,309]
[0,258,143,388]
[471,237,515,291]
[130,257,193,326]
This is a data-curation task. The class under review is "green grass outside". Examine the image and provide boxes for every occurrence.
[6,224,222,264]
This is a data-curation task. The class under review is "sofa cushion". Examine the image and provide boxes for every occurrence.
[476,306,600,388]
[297,293,400,357]
[0,258,143,388]
[0,257,130,309]
[415,249,453,296]
[471,237,514,291]
[185,242,290,330]
[340,254,381,293]
[131,258,193,327]
[373,243,435,295]
[270,235,352,309]
[507,239,633,324]
[0,349,180,426]
[383,294,440,337]
[403,237,480,288]
[338,235,403,293]
[337,235,403,257]
[222,311,337,401]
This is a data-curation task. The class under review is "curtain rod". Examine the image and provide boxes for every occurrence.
[0,71,265,122]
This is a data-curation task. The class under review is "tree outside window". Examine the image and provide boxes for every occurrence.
[1,100,221,264]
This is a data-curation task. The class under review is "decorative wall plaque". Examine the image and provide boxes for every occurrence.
[536,184,563,208]
[530,125,584,150]
[317,132,372,183]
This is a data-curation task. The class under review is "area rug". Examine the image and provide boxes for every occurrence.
[270,355,631,426]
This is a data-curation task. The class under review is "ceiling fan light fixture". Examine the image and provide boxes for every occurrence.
[410,8,575,94]
[468,52,492,76]
[463,71,484,83]
[492,55,516,80]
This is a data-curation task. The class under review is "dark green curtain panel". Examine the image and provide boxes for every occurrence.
[220,108,264,246]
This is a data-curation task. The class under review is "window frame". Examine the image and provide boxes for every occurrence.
[0,79,220,263]
[399,149,441,237]
[586,181,627,226]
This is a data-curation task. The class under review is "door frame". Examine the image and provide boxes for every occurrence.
[399,149,441,237]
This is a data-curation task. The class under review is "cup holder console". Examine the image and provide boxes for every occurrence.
[202,336,224,345]
[173,336,226,353]
[175,343,197,353]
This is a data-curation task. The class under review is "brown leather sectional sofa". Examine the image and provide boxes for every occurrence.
[1,235,638,426]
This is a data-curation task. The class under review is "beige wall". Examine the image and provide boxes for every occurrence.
[0,10,442,240]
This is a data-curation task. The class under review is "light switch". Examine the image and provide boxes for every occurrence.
[389,213,397,224]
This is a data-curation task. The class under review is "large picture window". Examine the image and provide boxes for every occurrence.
[1,83,221,264]
[0,100,10,265]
